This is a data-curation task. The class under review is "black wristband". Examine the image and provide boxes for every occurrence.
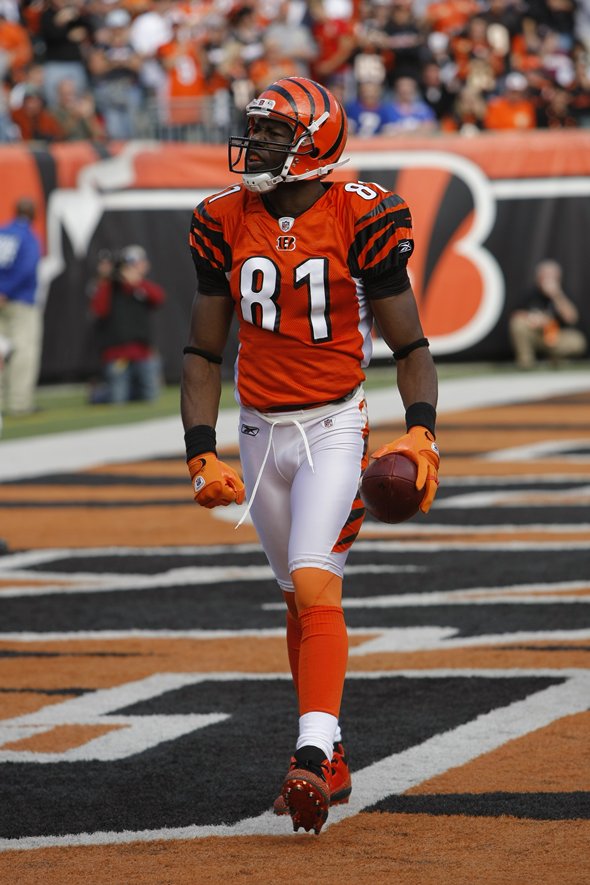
[183,346,223,365]
[393,337,429,361]
[185,424,217,460]
[405,402,436,436]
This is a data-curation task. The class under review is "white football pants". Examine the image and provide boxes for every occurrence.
[238,388,368,591]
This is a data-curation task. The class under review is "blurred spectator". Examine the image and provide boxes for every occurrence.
[248,32,300,93]
[225,4,265,67]
[89,245,166,404]
[386,74,437,132]
[39,0,94,105]
[421,58,459,124]
[129,0,174,97]
[309,0,356,90]
[88,8,144,140]
[451,14,508,82]
[156,12,209,134]
[8,62,46,111]
[0,197,42,416]
[50,77,106,140]
[509,259,587,370]
[446,82,487,133]
[345,78,397,135]
[536,82,578,127]
[425,0,481,39]
[11,85,65,140]
[263,0,317,77]
[0,11,33,82]
[484,70,536,129]
[0,76,18,141]
[384,0,425,83]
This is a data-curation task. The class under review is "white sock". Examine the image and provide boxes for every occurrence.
[333,722,342,745]
[296,711,338,762]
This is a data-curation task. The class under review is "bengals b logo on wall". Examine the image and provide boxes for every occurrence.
[349,151,504,357]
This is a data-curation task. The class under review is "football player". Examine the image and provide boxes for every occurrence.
[181,77,440,834]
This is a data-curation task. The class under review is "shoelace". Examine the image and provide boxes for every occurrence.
[235,415,314,529]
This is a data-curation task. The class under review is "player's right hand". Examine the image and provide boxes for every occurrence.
[187,452,245,508]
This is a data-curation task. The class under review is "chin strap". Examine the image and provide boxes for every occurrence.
[242,157,350,194]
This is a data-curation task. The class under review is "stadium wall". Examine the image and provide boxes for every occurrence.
[1,130,589,383]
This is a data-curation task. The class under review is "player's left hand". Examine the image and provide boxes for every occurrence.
[187,452,245,509]
[371,426,440,513]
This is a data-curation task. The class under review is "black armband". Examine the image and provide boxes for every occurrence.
[185,424,217,460]
[405,402,437,436]
[393,337,429,361]
[183,346,222,365]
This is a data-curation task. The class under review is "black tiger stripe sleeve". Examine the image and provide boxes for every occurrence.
[349,194,414,281]
[189,202,232,296]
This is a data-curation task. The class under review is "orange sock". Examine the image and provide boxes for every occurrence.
[298,605,348,717]
[286,609,301,698]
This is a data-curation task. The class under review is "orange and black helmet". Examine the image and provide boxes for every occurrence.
[228,77,349,193]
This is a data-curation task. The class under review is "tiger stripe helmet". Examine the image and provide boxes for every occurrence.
[228,77,349,193]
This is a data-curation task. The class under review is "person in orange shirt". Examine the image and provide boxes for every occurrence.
[181,76,440,835]
[484,70,536,129]
[0,13,33,79]
[11,86,64,141]
[157,14,209,127]
[248,33,299,94]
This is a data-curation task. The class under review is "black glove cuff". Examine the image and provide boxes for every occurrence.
[185,425,217,461]
[405,402,436,436]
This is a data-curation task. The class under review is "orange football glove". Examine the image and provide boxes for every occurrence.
[371,425,440,514]
[187,452,245,509]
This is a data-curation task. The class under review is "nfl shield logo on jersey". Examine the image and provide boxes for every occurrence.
[278,217,294,232]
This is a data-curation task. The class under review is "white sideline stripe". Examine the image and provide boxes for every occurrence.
[0,540,589,574]
[0,627,588,650]
[0,669,587,850]
[1,371,590,480]
[264,580,590,609]
[0,563,422,599]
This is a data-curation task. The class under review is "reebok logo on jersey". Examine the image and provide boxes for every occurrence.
[276,235,296,251]
[241,423,260,436]
[398,240,412,253]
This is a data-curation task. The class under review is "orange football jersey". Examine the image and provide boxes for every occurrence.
[189,181,413,411]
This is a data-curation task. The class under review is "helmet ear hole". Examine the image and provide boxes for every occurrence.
[310,147,320,158]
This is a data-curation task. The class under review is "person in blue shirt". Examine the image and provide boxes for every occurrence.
[0,197,42,415]
[345,80,398,137]
[386,76,437,133]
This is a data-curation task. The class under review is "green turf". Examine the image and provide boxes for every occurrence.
[1,360,581,442]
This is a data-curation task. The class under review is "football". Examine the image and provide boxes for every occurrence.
[360,452,424,524]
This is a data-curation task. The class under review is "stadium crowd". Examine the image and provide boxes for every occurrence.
[0,0,589,143]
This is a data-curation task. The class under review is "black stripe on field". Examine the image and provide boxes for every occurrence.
[0,675,560,838]
[17,546,590,585]
[1,591,588,633]
[1,502,588,523]
[368,792,590,820]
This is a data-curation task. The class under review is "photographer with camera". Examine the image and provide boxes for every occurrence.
[89,244,166,404]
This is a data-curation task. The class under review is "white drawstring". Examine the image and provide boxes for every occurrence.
[235,416,314,529]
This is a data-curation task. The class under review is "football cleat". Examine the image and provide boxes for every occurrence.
[273,741,351,816]
[280,745,331,835]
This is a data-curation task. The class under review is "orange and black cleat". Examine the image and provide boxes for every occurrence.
[273,741,351,816]
[280,746,332,835]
